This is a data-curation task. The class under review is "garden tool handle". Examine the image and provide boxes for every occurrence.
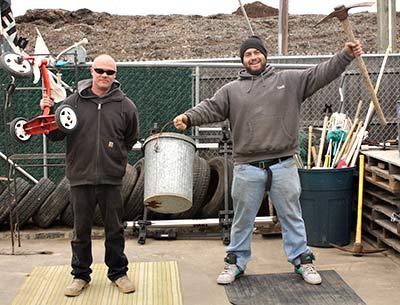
[341,19,386,126]
[355,154,364,244]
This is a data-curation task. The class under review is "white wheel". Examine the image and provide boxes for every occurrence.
[10,117,31,142]
[55,104,78,133]
[0,52,32,78]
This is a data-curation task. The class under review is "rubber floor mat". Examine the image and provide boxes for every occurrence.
[11,261,182,305]
[225,270,365,305]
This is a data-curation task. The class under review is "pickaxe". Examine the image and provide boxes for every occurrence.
[316,2,387,126]
[331,154,387,256]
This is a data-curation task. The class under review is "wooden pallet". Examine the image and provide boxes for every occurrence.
[362,192,399,237]
[364,165,400,193]
[363,150,400,194]
[363,150,400,174]
[362,219,400,253]
[359,152,400,254]
[364,183,400,209]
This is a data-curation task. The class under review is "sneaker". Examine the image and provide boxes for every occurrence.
[114,275,135,293]
[217,253,244,285]
[295,252,322,285]
[64,278,89,297]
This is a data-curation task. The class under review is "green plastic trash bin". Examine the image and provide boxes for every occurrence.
[298,167,355,247]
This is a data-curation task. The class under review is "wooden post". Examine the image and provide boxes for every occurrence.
[278,0,289,55]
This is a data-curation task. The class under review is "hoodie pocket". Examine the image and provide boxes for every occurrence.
[237,115,295,154]
[101,137,127,177]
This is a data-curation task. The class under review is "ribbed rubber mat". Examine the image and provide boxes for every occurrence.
[225,270,365,305]
[11,261,182,305]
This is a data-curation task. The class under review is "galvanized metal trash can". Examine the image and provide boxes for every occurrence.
[144,132,196,214]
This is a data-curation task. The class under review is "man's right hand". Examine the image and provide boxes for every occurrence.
[173,114,189,130]
[40,94,54,110]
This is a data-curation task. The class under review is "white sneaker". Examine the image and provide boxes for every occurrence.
[295,263,322,285]
[217,263,244,285]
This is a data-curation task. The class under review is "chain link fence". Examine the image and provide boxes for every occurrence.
[1,54,399,181]
[0,64,192,181]
[195,54,400,160]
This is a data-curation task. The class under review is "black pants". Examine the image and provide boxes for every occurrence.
[70,184,128,282]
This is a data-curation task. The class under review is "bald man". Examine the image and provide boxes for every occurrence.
[40,54,139,296]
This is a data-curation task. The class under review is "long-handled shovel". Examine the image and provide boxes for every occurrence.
[331,155,386,255]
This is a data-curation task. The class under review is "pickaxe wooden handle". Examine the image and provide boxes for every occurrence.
[341,18,387,126]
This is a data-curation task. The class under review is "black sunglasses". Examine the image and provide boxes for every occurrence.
[93,68,116,76]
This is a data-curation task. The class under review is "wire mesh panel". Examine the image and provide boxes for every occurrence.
[269,55,400,134]
[0,65,193,179]
[0,54,399,179]
[117,65,193,138]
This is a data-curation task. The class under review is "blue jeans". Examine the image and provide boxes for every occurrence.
[227,157,309,270]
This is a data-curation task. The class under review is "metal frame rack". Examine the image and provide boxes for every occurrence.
[127,124,277,245]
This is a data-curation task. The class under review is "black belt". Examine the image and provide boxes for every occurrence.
[249,156,292,169]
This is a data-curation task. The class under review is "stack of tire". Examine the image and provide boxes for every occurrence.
[0,155,234,229]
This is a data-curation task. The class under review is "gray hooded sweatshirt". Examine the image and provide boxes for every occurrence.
[185,51,353,164]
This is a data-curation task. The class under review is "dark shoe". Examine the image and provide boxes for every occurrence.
[114,275,135,293]
[64,278,89,297]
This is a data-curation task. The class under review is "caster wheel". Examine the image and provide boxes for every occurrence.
[55,104,78,133]
[10,117,31,142]
[0,52,32,78]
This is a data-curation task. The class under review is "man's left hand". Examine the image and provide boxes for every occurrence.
[344,40,363,58]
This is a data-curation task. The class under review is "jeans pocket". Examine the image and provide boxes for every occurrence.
[281,157,296,168]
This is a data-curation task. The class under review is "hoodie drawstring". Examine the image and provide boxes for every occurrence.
[247,76,255,93]
[261,73,267,88]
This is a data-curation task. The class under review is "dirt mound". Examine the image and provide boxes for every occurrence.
[16,8,110,26]
[11,7,398,61]
[232,1,279,18]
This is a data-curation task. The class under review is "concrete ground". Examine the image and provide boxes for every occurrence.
[0,231,400,305]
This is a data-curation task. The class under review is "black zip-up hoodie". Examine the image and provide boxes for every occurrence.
[48,79,139,186]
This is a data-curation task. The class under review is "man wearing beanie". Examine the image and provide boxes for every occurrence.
[174,36,363,285]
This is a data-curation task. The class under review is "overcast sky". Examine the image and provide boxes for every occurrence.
[10,0,398,17]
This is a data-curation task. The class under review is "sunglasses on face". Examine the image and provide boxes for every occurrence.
[93,68,116,76]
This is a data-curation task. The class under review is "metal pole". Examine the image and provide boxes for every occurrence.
[194,66,200,141]
[388,0,392,47]
[42,134,48,178]
[0,152,38,183]
[195,66,200,107]
[387,0,396,51]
